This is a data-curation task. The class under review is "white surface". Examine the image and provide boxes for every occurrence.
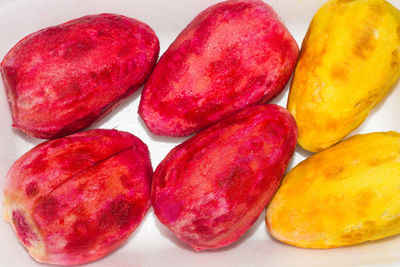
[0,0,400,266]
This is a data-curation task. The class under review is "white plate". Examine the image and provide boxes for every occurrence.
[1,0,400,266]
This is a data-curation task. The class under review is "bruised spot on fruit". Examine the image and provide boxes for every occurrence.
[48,138,63,148]
[192,218,214,237]
[323,165,346,179]
[65,219,99,252]
[216,167,245,189]
[330,64,348,81]
[397,25,400,39]
[25,182,39,197]
[326,119,342,132]
[96,29,111,38]
[112,199,137,230]
[355,191,375,216]
[185,103,224,123]
[219,167,254,202]
[160,99,190,122]
[384,214,400,230]
[246,137,272,158]
[118,44,132,57]
[213,214,232,225]
[77,180,90,193]
[90,64,120,83]
[155,170,168,189]
[190,19,214,51]
[340,230,362,243]
[123,59,137,77]
[28,156,48,174]
[246,75,269,93]
[98,197,140,231]
[364,220,377,229]
[302,43,327,73]
[12,210,38,246]
[340,229,364,243]
[56,80,81,99]
[369,3,385,17]
[353,27,376,60]
[120,174,135,188]
[341,221,378,243]
[34,195,59,224]
[64,41,94,59]
[44,27,64,37]
[153,194,183,223]
[73,206,87,217]
[392,49,400,68]
[208,50,242,89]
[56,151,90,172]
[245,194,259,209]
[35,89,46,98]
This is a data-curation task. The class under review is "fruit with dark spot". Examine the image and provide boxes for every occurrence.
[139,0,298,136]
[3,129,152,265]
[1,14,159,139]
[266,132,400,248]
[152,105,297,250]
[287,0,400,152]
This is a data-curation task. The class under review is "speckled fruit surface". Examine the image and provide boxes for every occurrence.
[3,129,152,265]
[1,13,159,139]
[152,105,297,250]
[139,0,298,137]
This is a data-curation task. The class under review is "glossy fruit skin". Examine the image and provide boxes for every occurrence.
[152,104,297,250]
[3,129,153,265]
[287,0,400,152]
[139,0,298,137]
[267,132,400,249]
[1,14,159,139]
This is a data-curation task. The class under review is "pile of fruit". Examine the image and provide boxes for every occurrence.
[1,0,400,265]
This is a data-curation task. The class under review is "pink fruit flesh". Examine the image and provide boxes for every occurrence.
[1,13,159,139]
[139,0,299,136]
[3,129,152,265]
[152,104,297,250]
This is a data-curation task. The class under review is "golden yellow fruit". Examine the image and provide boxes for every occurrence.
[287,0,400,152]
[266,132,400,248]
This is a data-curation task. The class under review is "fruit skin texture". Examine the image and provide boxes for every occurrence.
[1,14,159,139]
[139,0,298,137]
[152,104,297,250]
[287,0,400,153]
[266,132,400,249]
[3,129,153,265]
